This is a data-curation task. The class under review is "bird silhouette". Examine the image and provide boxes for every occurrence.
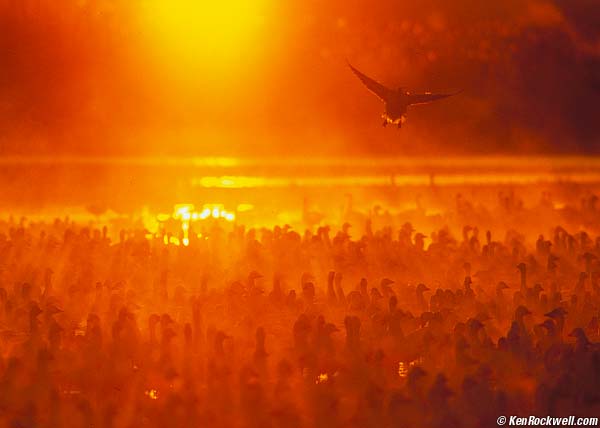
[348,62,461,128]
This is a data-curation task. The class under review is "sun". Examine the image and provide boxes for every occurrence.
[140,0,268,75]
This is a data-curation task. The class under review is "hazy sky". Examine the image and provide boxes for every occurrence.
[0,0,599,156]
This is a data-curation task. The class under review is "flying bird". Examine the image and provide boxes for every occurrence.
[348,62,460,128]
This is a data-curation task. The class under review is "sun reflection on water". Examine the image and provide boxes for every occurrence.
[148,203,238,246]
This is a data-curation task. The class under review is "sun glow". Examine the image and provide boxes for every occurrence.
[140,0,268,74]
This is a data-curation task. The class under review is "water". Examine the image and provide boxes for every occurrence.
[0,155,599,227]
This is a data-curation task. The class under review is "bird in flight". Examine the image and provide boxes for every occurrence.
[348,62,461,128]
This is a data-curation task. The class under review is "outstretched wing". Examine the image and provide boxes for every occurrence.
[408,90,462,105]
[348,62,392,101]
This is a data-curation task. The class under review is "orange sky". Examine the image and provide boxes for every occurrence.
[0,0,599,156]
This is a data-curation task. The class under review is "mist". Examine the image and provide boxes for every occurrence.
[0,0,598,156]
